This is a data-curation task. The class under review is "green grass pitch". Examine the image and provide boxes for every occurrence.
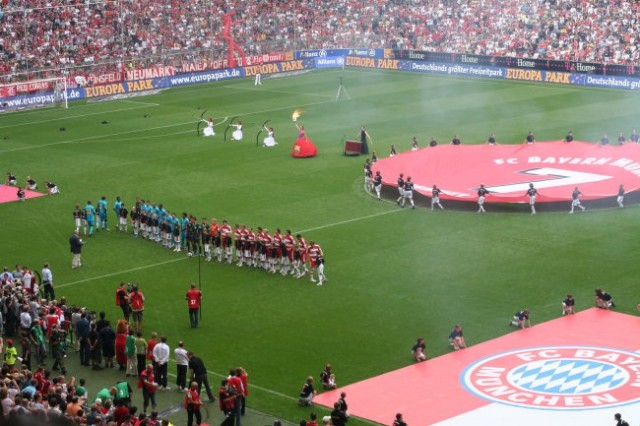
[1,68,639,425]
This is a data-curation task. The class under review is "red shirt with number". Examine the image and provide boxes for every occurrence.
[186,289,202,309]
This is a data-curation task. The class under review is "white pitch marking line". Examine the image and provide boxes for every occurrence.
[56,257,188,289]
[0,104,159,129]
[295,209,403,234]
[221,85,334,99]
[164,359,297,401]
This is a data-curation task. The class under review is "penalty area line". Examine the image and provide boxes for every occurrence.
[296,209,403,234]
[56,257,188,289]
[0,104,159,130]
[220,85,334,99]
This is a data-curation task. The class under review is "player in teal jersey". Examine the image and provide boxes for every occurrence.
[84,201,96,236]
[113,196,123,219]
[97,196,109,230]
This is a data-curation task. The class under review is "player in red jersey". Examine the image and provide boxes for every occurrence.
[246,227,257,267]
[307,241,325,284]
[220,220,233,264]
[238,225,248,267]
[282,229,296,276]
[255,227,263,268]
[233,224,243,266]
[295,234,309,278]
[210,219,220,262]
[273,228,284,273]
[263,228,275,272]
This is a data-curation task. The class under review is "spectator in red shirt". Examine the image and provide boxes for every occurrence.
[185,283,202,329]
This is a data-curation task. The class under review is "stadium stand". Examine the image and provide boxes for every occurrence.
[1,0,639,83]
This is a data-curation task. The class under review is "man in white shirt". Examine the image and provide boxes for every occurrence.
[174,341,189,391]
[152,336,171,390]
[42,263,54,300]
[20,304,32,331]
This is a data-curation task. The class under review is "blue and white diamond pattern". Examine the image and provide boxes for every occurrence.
[508,359,628,394]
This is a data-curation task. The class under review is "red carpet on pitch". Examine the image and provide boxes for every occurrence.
[0,185,46,203]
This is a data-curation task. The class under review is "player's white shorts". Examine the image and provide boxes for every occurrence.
[75,218,81,228]
[119,217,127,225]
[572,199,581,207]
[375,185,381,195]
[529,196,536,205]
[49,186,59,194]
[432,196,440,204]
[404,191,413,199]
[617,195,624,203]
[478,196,485,205]
[398,187,404,196]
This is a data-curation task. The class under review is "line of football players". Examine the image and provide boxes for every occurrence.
[128,198,328,285]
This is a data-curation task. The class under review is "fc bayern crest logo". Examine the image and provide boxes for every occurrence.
[462,346,640,410]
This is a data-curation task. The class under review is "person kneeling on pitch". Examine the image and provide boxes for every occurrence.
[448,324,466,350]
[595,288,615,309]
[46,181,60,195]
[412,337,426,362]
[562,294,575,315]
[510,309,532,329]
[298,376,316,406]
[320,364,337,390]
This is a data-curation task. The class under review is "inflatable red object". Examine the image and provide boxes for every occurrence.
[292,137,318,158]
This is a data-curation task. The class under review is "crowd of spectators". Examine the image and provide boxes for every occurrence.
[0,265,179,425]
[1,0,639,82]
